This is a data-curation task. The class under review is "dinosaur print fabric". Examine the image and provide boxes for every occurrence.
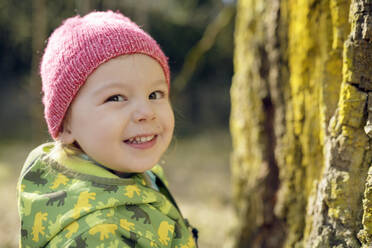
[17,143,197,248]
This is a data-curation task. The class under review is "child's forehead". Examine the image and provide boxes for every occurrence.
[92,54,164,77]
[81,54,167,92]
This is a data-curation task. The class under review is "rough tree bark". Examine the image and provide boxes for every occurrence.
[230,0,372,247]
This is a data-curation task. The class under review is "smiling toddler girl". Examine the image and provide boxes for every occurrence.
[17,10,198,248]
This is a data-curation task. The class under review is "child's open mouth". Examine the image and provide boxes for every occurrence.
[124,135,157,149]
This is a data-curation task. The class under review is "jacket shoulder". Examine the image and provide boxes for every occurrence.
[20,142,55,176]
[151,164,169,187]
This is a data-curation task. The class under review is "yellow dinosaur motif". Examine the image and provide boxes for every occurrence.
[73,191,96,219]
[178,236,196,248]
[65,221,79,238]
[150,240,158,247]
[50,173,69,189]
[89,223,118,240]
[32,212,48,242]
[124,185,141,198]
[120,218,135,231]
[158,221,174,246]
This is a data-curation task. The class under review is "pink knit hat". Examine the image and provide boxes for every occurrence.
[40,10,170,139]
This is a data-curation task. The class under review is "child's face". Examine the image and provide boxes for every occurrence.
[60,54,174,173]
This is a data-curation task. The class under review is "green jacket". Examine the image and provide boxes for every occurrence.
[17,143,197,248]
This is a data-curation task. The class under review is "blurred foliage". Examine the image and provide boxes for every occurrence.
[0,0,235,142]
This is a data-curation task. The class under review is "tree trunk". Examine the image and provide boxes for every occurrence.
[230,0,372,247]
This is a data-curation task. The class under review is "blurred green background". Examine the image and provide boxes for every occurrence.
[0,0,235,247]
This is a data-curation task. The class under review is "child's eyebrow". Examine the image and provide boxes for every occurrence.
[92,79,167,95]
[151,79,168,88]
[93,82,125,96]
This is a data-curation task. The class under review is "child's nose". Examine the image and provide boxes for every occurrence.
[132,102,156,122]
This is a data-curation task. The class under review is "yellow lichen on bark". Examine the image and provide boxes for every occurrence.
[322,0,350,125]
[305,0,372,246]
[277,0,342,246]
[359,167,372,246]
[325,121,369,226]
[230,0,270,240]
[231,0,285,246]
[338,82,367,129]
[231,0,267,195]
[330,0,351,50]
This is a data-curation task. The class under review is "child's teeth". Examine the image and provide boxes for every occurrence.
[130,135,154,144]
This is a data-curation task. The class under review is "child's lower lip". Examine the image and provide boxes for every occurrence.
[124,135,157,149]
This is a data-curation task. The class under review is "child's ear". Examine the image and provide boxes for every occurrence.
[57,116,75,144]
[57,126,75,145]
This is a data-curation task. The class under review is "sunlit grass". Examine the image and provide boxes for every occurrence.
[163,128,235,247]
[0,142,34,247]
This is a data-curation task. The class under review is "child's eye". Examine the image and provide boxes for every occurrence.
[105,95,126,102]
[149,91,165,100]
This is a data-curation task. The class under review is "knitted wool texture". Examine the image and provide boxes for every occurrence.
[40,11,170,139]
